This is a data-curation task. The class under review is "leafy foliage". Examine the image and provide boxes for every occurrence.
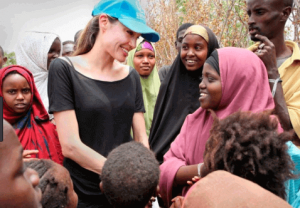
[145,0,300,70]
[4,51,16,67]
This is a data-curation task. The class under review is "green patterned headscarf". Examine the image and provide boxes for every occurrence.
[127,38,161,136]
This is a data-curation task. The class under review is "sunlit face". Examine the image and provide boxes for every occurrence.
[47,38,61,69]
[133,49,156,76]
[247,0,283,41]
[0,121,42,208]
[2,73,32,114]
[102,19,141,63]
[199,63,222,110]
[181,34,208,71]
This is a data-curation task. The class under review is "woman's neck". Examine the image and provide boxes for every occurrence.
[82,41,115,73]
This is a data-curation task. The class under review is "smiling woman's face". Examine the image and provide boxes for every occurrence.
[133,48,156,76]
[180,34,208,71]
[199,63,222,110]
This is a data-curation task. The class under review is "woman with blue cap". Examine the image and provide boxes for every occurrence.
[47,0,159,207]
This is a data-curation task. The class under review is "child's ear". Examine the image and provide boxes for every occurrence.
[99,181,104,193]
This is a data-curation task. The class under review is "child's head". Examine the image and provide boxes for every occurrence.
[24,159,78,208]
[182,171,292,208]
[2,70,32,114]
[203,110,295,199]
[101,142,160,208]
[0,119,42,208]
[0,46,7,69]
[1,65,51,124]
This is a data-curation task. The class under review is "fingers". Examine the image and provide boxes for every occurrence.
[255,34,273,47]
[187,176,201,186]
[173,197,184,208]
[23,150,39,158]
[187,180,193,186]
[171,196,184,202]
[255,48,268,57]
[192,176,200,181]
[171,196,178,202]
[258,43,265,49]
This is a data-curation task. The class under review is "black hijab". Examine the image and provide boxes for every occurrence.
[205,49,220,75]
[149,25,220,164]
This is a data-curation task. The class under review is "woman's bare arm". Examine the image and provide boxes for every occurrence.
[132,112,149,149]
[54,110,106,175]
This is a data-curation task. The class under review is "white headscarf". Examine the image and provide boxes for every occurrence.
[15,31,61,118]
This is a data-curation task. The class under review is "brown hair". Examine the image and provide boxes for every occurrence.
[73,15,118,56]
[203,110,295,199]
[24,159,71,208]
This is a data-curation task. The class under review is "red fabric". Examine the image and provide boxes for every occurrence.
[0,65,63,164]
[159,48,276,206]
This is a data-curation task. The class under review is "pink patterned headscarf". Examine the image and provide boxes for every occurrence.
[135,40,155,52]
[159,47,275,206]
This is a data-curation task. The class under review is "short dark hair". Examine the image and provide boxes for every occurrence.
[101,142,160,208]
[204,110,295,199]
[0,46,4,56]
[176,23,194,40]
[24,159,71,208]
[63,40,74,45]
[284,0,293,7]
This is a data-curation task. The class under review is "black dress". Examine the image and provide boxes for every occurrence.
[48,58,145,208]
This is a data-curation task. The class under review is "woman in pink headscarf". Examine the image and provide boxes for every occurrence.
[159,47,276,207]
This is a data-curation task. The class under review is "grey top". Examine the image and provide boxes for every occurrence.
[158,65,171,83]
[277,55,292,68]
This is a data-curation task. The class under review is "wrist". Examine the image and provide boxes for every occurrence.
[269,77,282,97]
[267,68,280,79]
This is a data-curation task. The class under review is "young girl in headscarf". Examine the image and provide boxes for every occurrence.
[149,25,220,164]
[1,65,63,164]
[127,39,160,136]
[159,47,280,206]
[15,31,61,120]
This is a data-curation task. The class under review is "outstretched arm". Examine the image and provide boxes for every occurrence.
[132,112,149,149]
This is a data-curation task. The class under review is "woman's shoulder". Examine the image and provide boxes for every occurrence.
[49,57,76,77]
[116,62,139,81]
[50,57,73,71]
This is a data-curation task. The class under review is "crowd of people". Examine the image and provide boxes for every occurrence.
[1,0,300,207]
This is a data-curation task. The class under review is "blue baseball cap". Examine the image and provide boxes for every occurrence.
[92,0,160,42]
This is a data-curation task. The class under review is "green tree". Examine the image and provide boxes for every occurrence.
[4,51,16,67]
